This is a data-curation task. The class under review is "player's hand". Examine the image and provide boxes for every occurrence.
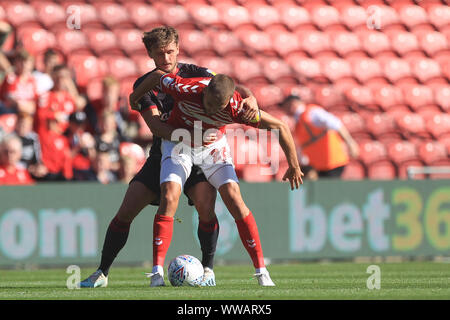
[282,166,304,190]
[240,96,259,122]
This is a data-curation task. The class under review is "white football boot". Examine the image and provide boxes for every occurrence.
[145,271,166,287]
[79,270,108,288]
[254,270,276,286]
[200,267,216,286]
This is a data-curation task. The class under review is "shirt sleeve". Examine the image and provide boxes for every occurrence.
[159,73,207,101]
[133,72,158,113]
[229,93,260,128]
[307,108,343,131]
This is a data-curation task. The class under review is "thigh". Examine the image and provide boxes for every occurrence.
[183,165,208,206]
[130,154,162,206]
[116,180,158,222]
[160,140,193,188]
[186,181,217,221]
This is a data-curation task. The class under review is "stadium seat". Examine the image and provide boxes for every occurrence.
[119,142,146,174]
[339,112,367,136]
[270,32,300,58]
[367,161,397,180]
[418,141,448,165]
[310,5,340,30]
[100,56,139,80]
[229,57,264,83]
[178,29,214,56]
[208,31,246,57]
[55,29,90,55]
[123,3,161,29]
[330,32,362,57]
[114,29,147,56]
[16,26,56,55]
[361,31,392,57]
[320,58,352,82]
[130,54,156,75]
[276,4,311,31]
[390,32,420,57]
[86,77,103,102]
[350,58,383,84]
[95,2,132,29]
[434,86,450,111]
[427,4,450,29]
[402,84,434,111]
[288,58,322,81]
[313,86,346,110]
[376,5,401,29]
[345,86,378,111]
[60,2,102,28]
[426,113,450,139]
[218,4,252,30]
[341,160,366,180]
[387,140,418,164]
[410,58,442,84]
[248,84,284,109]
[365,112,401,141]
[0,114,17,134]
[236,29,275,55]
[68,54,108,88]
[86,29,119,56]
[184,3,222,28]
[339,5,367,30]
[419,32,448,57]
[398,5,429,28]
[3,2,37,27]
[242,164,274,183]
[382,58,412,84]
[196,56,232,75]
[395,112,430,139]
[300,32,331,56]
[32,1,66,28]
[261,57,293,83]
[248,4,280,30]
[358,140,388,165]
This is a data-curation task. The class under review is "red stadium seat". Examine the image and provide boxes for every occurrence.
[270,32,300,58]
[32,1,66,28]
[179,29,213,56]
[382,58,412,84]
[86,29,119,55]
[330,32,362,57]
[276,4,311,31]
[410,58,442,84]
[426,113,450,139]
[395,112,429,139]
[67,54,108,88]
[419,32,448,57]
[248,4,280,30]
[119,142,146,174]
[390,32,420,56]
[236,29,274,55]
[402,84,434,111]
[123,3,161,29]
[427,5,450,29]
[249,84,284,109]
[114,29,146,56]
[344,86,377,110]
[101,56,139,80]
[387,140,418,163]
[185,3,222,27]
[310,5,340,30]
[55,30,90,55]
[3,2,37,27]
[358,140,388,165]
[130,54,156,75]
[208,31,245,57]
[434,86,450,112]
[289,58,322,81]
[60,2,101,28]
[0,114,17,134]
[300,32,331,56]
[261,57,293,83]
[361,31,391,57]
[376,5,401,29]
[339,5,367,30]
[320,58,352,82]
[16,26,56,55]
[367,161,397,180]
[339,112,367,136]
[218,4,252,30]
[313,86,346,110]
[95,2,132,29]
[398,5,429,29]
[365,112,400,140]
[418,141,448,165]
[341,160,366,180]
[196,56,232,75]
[350,58,383,84]
[229,57,264,83]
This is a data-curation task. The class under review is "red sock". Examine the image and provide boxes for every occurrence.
[235,211,265,269]
[153,214,174,267]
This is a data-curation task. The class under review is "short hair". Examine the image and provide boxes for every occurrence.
[281,94,301,106]
[142,26,179,52]
[13,49,32,62]
[207,74,236,105]
[44,48,58,61]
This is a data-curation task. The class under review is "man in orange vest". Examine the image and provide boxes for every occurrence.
[281,95,359,178]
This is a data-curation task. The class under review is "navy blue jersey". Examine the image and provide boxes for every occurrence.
[133,63,215,156]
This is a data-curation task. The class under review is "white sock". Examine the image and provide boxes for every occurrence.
[255,267,267,274]
[152,265,164,275]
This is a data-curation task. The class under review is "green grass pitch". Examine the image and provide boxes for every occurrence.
[1,262,449,300]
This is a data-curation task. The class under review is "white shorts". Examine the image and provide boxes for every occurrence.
[160,136,239,189]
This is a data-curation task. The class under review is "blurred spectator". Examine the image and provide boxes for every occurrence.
[32,48,60,95]
[14,112,42,169]
[117,142,145,184]
[92,150,117,184]
[36,112,73,181]
[95,110,123,172]
[0,133,34,185]
[117,155,136,184]
[0,21,13,77]
[0,49,38,115]
[35,64,77,134]
[281,95,359,179]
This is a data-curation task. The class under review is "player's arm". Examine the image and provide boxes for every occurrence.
[129,69,166,111]
[235,85,259,122]
[259,110,304,190]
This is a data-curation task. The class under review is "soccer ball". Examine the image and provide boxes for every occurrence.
[168,255,204,287]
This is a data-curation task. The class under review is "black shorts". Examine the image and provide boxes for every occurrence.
[130,153,208,206]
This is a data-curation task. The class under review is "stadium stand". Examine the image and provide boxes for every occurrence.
[0,0,448,184]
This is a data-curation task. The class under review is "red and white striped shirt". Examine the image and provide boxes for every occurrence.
[159,74,259,134]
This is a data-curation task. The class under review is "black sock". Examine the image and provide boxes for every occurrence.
[98,216,131,276]
[197,217,219,270]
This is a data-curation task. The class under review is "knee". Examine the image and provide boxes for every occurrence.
[219,183,249,220]
[159,183,181,214]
